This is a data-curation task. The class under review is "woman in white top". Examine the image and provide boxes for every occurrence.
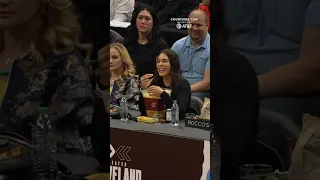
[110,0,135,22]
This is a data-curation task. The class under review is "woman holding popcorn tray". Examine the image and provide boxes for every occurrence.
[139,49,191,119]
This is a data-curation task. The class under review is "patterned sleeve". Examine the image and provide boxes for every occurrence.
[125,76,140,109]
[49,54,95,126]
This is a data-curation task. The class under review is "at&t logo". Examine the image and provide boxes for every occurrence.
[176,23,191,29]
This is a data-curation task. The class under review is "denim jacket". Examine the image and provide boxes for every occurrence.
[0,49,95,156]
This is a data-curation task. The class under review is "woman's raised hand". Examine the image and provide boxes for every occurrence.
[140,74,153,89]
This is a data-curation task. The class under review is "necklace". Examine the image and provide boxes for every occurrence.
[138,39,148,45]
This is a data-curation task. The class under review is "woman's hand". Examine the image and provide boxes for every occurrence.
[98,44,110,86]
[147,86,163,97]
[140,74,153,89]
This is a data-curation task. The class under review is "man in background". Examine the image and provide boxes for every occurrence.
[224,0,320,124]
[171,10,210,100]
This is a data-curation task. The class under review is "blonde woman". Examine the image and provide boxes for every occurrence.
[0,0,95,156]
[110,43,139,110]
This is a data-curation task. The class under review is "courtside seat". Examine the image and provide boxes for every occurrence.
[250,109,300,170]
[188,96,204,115]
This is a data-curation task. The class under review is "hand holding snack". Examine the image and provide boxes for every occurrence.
[140,74,153,89]
[147,86,163,97]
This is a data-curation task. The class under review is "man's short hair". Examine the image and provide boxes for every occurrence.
[189,9,209,26]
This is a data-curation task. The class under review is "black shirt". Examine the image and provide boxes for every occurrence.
[139,77,191,118]
[154,77,191,117]
[212,47,259,180]
[124,38,168,77]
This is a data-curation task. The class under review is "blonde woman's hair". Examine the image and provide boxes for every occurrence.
[21,0,92,75]
[110,43,136,79]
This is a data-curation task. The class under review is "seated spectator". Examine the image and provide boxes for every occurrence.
[74,0,109,169]
[110,0,135,22]
[135,0,198,25]
[110,29,124,43]
[110,43,140,109]
[90,44,110,171]
[212,44,259,180]
[199,0,210,31]
[211,2,259,179]
[140,49,191,118]
[224,0,320,123]
[124,3,168,78]
[171,9,210,100]
[0,0,94,155]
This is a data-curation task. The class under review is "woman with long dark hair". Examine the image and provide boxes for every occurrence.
[140,49,191,118]
[123,3,168,78]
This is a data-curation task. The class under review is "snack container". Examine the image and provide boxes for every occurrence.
[141,89,171,119]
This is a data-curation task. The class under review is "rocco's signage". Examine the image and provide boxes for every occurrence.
[185,118,212,130]
[110,128,210,180]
